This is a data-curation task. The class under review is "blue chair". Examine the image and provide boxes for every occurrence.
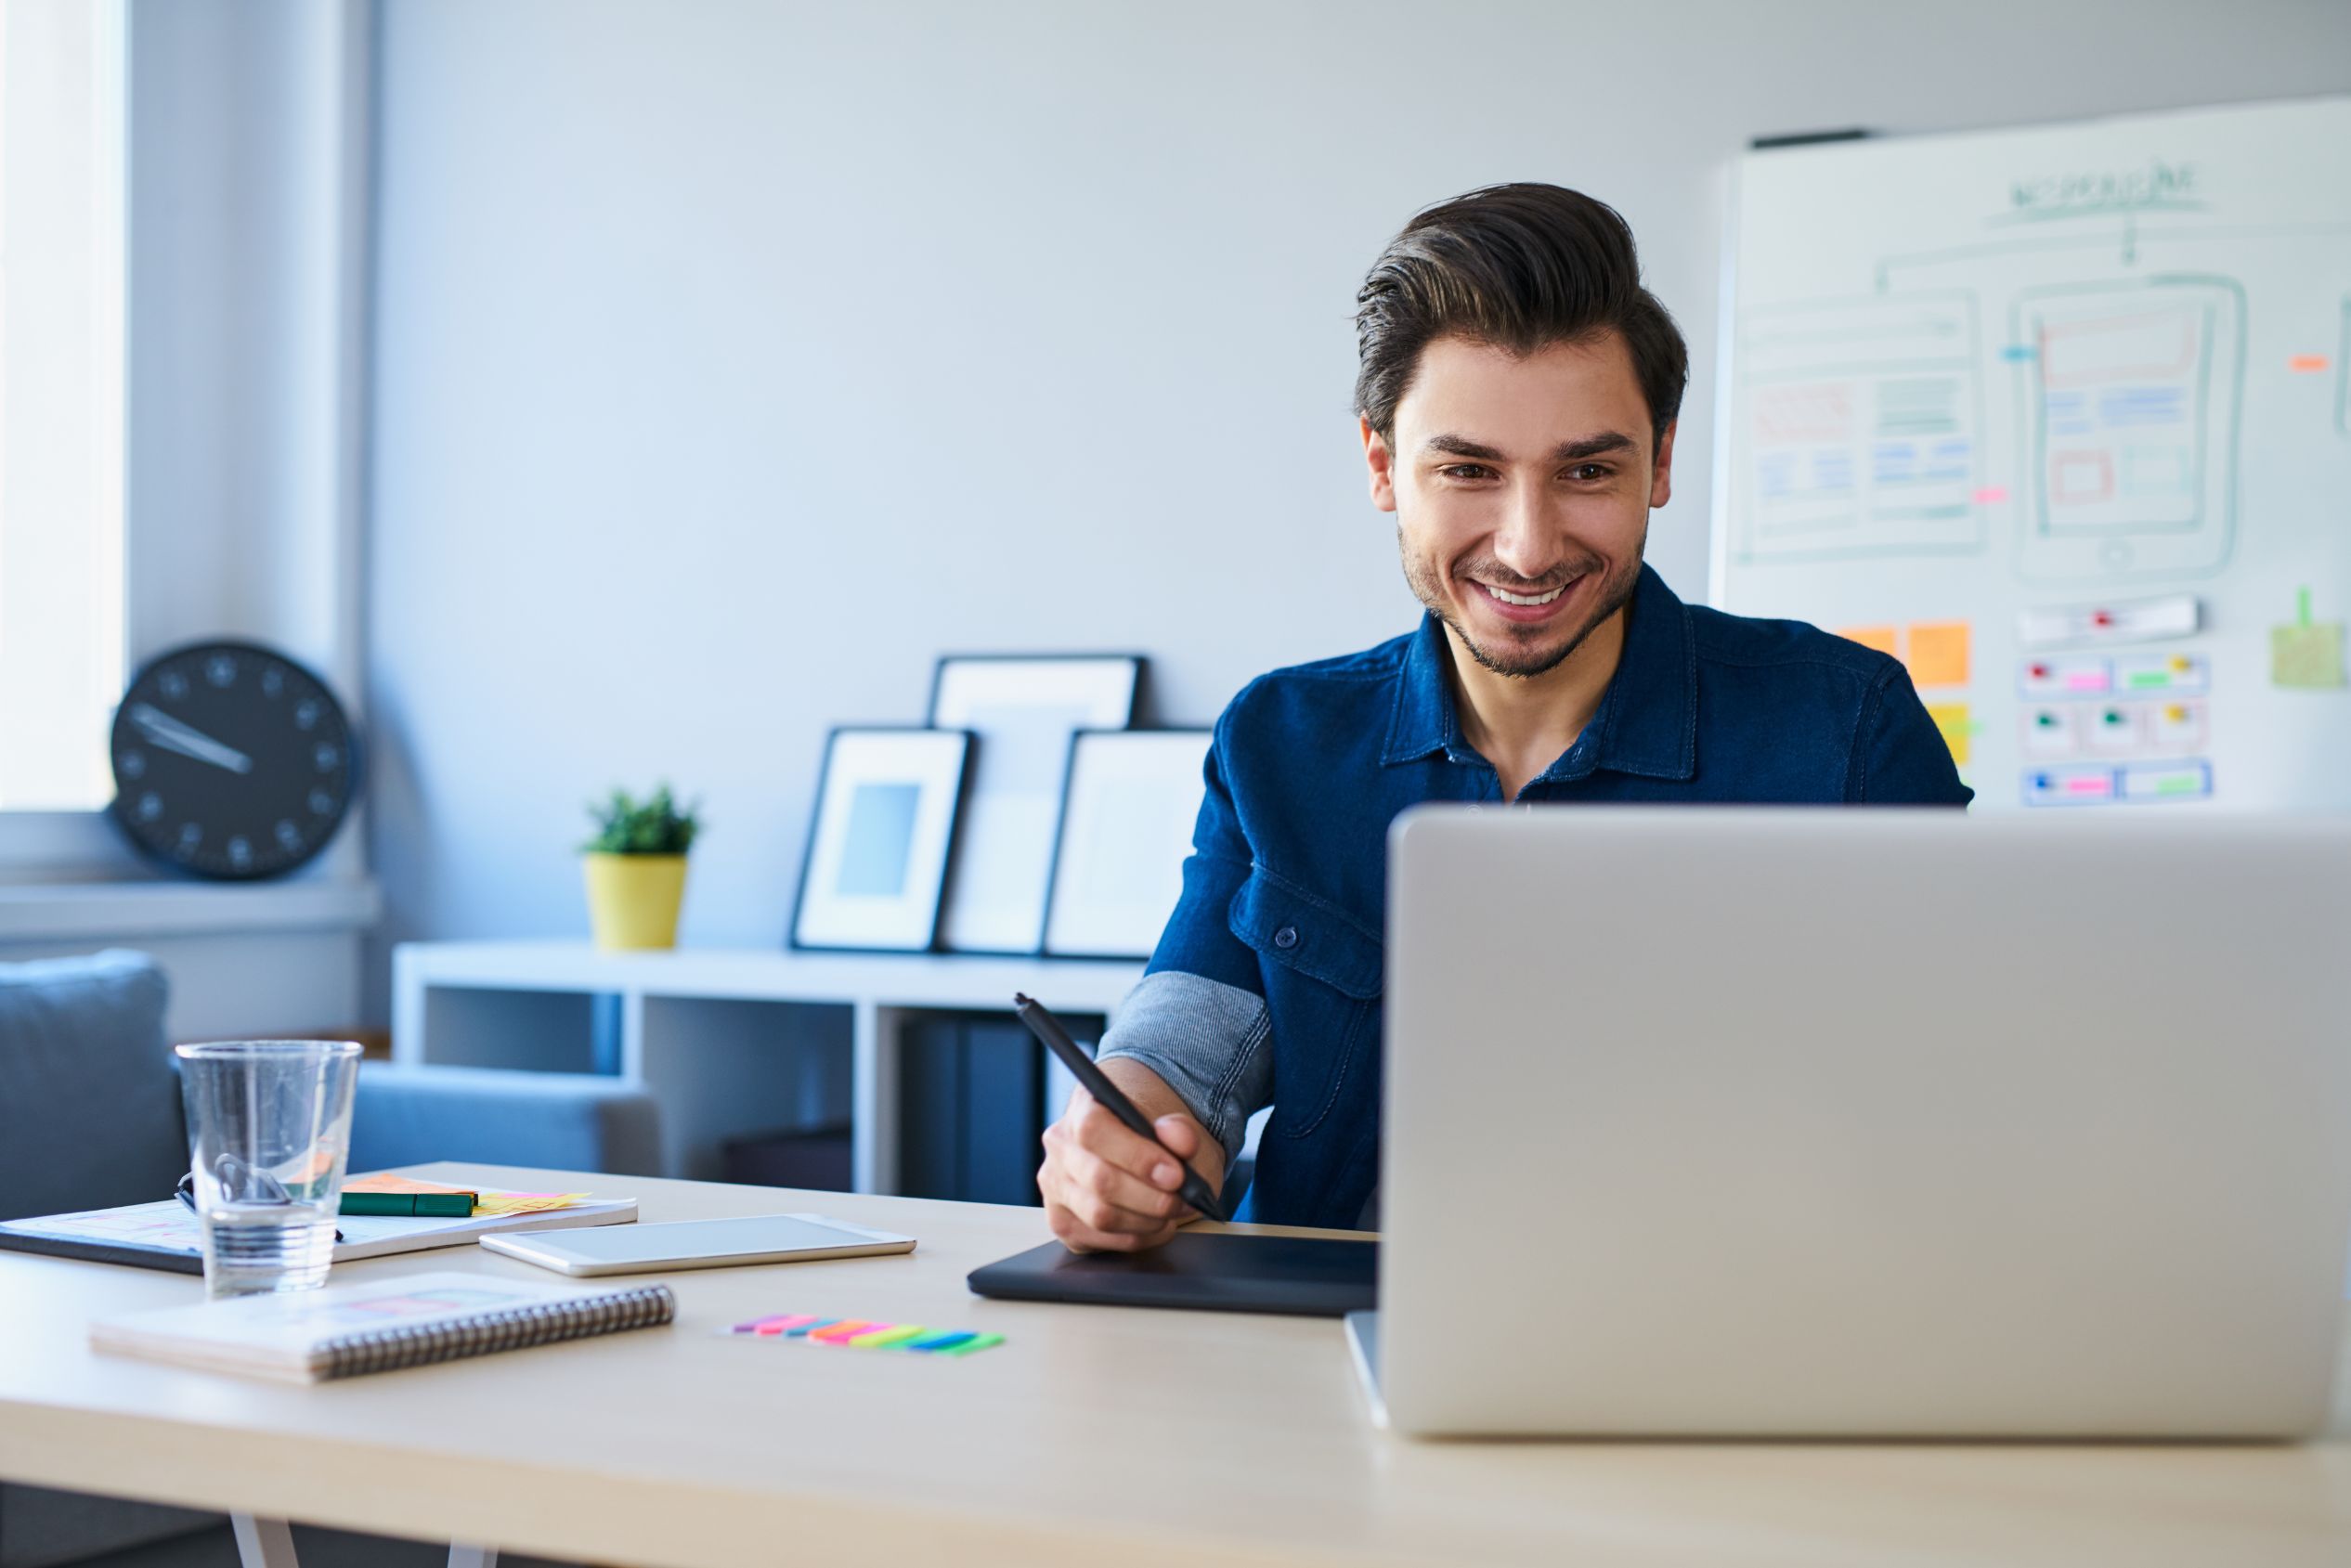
[0,949,659,1568]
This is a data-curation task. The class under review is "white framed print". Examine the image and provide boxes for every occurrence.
[928,654,1143,954]
[791,727,973,952]
[1042,729,1212,960]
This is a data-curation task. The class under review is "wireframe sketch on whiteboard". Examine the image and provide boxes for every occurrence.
[2012,276,2243,583]
[1732,292,1986,564]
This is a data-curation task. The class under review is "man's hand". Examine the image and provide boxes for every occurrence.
[1039,1061,1224,1253]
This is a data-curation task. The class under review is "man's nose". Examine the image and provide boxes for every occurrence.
[1490,484,1565,581]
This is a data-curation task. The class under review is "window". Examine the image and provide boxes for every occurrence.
[0,0,125,812]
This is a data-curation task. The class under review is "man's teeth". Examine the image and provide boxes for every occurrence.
[1484,583,1565,607]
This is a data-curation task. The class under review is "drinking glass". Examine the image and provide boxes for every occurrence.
[175,1040,362,1297]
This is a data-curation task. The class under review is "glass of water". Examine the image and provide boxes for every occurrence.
[175,1041,362,1297]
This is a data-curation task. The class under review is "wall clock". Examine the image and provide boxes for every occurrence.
[107,640,359,880]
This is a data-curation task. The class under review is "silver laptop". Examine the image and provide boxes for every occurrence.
[1352,808,2351,1438]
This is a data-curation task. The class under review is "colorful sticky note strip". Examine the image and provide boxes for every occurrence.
[1837,626,1899,659]
[809,1320,877,1343]
[728,1315,1005,1356]
[1906,622,1970,688]
[843,1325,926,1350]
[930,1333,1004,1357]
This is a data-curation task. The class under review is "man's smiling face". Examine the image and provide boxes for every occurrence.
[1366,330,1674,679]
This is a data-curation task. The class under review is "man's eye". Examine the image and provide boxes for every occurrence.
[1439,464,1495,480]
[1565,463,1612,483]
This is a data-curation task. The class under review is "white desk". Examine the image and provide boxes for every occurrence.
[5,1162,2350,1568]
[392,942,1145,1190]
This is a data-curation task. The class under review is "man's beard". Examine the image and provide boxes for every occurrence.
[1398,526,1646,680]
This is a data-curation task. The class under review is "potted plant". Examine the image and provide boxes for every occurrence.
[581,784,702,951]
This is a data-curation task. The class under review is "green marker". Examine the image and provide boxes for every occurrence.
[340,1191,476,1218]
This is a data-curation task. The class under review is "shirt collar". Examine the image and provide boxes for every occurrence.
[1381,564,1697,782]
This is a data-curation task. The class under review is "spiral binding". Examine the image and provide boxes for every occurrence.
[317,1285,677,1380]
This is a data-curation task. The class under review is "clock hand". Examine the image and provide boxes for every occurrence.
[128,702,253,775]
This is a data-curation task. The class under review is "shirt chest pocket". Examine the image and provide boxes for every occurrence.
[1227,871,1383,1141]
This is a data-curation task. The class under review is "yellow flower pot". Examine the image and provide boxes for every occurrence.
[582,852,688,951]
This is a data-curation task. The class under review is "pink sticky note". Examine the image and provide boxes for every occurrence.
[755,1315,817,1336]
[1971,485,2009,504]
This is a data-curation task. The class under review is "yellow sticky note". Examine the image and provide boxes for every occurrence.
[1838,626,1899,658]
[2273,592,2345,691]
[1926,702,1972,767]
[1906,622,1970,687]
[470,1191,590,1217]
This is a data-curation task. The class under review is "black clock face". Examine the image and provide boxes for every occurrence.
[107,641,358,880]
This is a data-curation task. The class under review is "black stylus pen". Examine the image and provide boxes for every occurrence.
[1013,992,1229,1224]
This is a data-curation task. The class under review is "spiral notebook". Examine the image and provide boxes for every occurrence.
[90,1271,675,1382]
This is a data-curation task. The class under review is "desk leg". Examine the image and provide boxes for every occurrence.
[231,1515,298,1568]
[448,1545,499,1568]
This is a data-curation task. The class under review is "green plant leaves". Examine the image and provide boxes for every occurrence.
[581,782,702,855]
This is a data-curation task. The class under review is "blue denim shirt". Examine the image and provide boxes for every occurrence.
[1098,564,1971,1231]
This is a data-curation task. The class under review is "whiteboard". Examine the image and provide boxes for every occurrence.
[1713,97,2351,811]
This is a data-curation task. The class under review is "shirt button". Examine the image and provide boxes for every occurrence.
[1273,925,1300,950]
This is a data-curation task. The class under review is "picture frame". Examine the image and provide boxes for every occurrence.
[1041,729,1213,960]
[790,726,975,953]
[927,654,1144,954]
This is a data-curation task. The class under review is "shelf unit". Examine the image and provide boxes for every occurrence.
[391,941,1144,1192]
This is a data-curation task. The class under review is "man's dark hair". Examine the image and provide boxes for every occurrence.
[1354,183,1688,449]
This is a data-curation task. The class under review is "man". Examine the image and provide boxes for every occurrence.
[1039,183,1969,1251]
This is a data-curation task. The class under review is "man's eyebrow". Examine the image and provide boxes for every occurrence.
[1421,432,1639,463]
[1552,432,1637,461]
[1422,434,1506,461]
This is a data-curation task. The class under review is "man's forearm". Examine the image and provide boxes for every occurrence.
[1098,1056,1227,1197]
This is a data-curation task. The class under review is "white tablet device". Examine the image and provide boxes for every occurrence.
[479,1213,916,1276]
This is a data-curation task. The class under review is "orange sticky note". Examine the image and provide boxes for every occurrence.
[1926,702,1972,767]
[2288,355,2331,373]
[1838,626,1899,658]
[1906,622,1970,687]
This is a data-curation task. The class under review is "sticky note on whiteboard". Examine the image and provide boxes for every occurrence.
[2023,766,2116,807]
[2118,760,2214,802]
[1838,626,1899,658]
[1906,623,1970,687]
[2272,590,2345,689]
[1925,702,1972,766]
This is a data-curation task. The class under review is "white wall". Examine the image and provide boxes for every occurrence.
[364,0,2351,1013]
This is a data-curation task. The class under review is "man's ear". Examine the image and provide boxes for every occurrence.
[1362,418,1399,514]
[1648,420,1677,510]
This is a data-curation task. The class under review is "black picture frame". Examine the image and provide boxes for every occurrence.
[788,725,976,954]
